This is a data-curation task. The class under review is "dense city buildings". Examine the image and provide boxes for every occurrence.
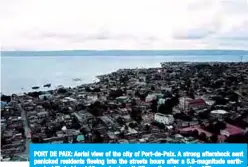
[1,62,248,161]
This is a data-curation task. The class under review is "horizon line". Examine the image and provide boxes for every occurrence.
[1,49,248,52]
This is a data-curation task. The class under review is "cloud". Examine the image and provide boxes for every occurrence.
[23,29,139,43]
[172,25,218,40]
[217,21,248,40]
[0,0,248,50]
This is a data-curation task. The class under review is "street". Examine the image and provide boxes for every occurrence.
[19,104,31,160]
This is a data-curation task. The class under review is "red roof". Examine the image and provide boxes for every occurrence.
[179,124,245,142]
[224,124,244,136]
[180,125,212,137]
[187,99,206,105]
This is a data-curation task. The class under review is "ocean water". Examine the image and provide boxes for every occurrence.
[1,51,248,95]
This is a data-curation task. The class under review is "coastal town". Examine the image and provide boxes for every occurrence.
[1,62,248,161]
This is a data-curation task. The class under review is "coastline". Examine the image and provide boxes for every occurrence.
[2,50,248,95]
[2,61,247,96]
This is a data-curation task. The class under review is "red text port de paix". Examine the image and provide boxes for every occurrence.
[140,151,176,157]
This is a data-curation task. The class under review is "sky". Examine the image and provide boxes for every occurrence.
[0,0,248,51]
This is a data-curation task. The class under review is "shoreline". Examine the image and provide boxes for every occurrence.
[2,61,247,97]
[2,56,248,96]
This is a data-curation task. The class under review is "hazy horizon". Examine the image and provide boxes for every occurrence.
[2,50,248,57]
[2,49,248,52]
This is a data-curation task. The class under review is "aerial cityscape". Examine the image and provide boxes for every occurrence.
[1,61,248,161]
[1,0,248,164]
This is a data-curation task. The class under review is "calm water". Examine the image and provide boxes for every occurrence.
[1,54,248,95]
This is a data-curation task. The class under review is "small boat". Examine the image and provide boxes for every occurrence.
[1,157,11,161]
[43,83,51,88]
[56,85,64,89]
[73,78,81,81]
[32,86,39,90]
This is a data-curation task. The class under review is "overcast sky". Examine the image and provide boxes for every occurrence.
[0,0,248,51]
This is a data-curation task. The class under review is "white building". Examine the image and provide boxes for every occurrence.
[154,113,174,125]
[145,94,157,102]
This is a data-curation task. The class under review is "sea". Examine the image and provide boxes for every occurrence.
[1,50,248,95]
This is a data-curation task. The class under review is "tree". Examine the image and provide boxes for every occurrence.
[31,135,43,143]
[151,121,165,129]
[228,92,239,102]
[171,93,180,106]
[131,98,137,106]
[192,130,199,138]
[1,95,11,102]
[206,122,221,134]
[63,137,69,143]
[57,88,67,94]
[135,90,141,97]
[157,123,165,129]
[139,93,148,102]
[151,99,158,113]
[45,127,53,138]
[121,103,126,108]
[226,134,247,143]
[42,102,51,110]
[158,99,174,114]
[210,134,218,143]
[1,137,6,145]
[199,132,207,141]
[93,87,101,92]
[120,75,129,85]
[43,96,48,101]
[174,112,192,121]
[144,124,151,132]
[187,88,195,99]
[27,91,42,98]
[92,131,103,143]
[212,96,228,105]
[216,121,226,130]
[71,119,81,130]
[116,117,125,125]
[119,131,125,139]
[130,107,142,123]
[199,110,210,119]
[109,89,123,99]
[158,104,167,114]
[16,126,25,136]
[85,86,91,92]
[129,122,138,129]
[89,101,104,116]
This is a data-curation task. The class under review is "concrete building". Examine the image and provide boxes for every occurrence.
[154,113,174,125]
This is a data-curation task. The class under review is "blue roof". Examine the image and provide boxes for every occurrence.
[1,101,8,107]
[76,135,85,141]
